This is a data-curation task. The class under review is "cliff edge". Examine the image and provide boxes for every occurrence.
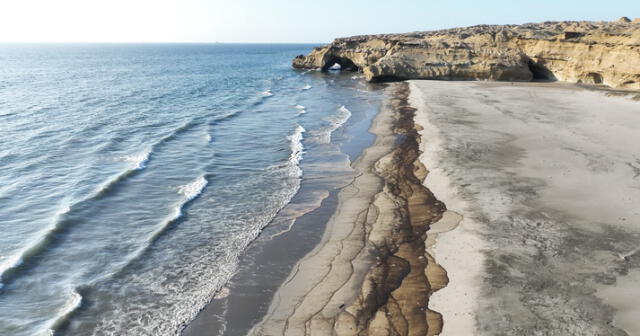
[293,19,640,89]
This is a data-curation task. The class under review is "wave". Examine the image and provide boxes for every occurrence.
[45,175,209,336]
[295,105,306,116]
[313,105,352,144]
[119,148,151,170]
[0,121,197,287]
[287,125,306,178]
[209,110,242,126]
[178,175,208,203]
[75,126,307,335]
[0,203,72,289]
[137,175,209,253]
[44,289,83,335]
[109,175,209,275]
[251,89,273,106]
[301,85,312,91]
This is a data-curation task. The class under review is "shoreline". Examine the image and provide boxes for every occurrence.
[182,77,386,336]
[251,82,448,335]
[187,78,640,336]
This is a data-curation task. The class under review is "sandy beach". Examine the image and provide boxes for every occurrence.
[413,80,640,335]
[246,80,640,336]
[4,5,640,336]
[250,83,448,335]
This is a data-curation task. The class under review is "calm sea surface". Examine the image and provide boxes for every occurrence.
[0,44,383,335]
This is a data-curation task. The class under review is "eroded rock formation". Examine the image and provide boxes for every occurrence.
[293,19,640,89]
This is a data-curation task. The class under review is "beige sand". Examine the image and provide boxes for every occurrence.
[411,80,640,335]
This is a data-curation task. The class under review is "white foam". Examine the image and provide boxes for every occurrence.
[55,205,71,216]
[0,253,23,283]
[295,105,306,116]
[88,168,306,335]
[214,287,231,299]
[178,175,208,202]
[0,202,71,284]
[119,175,209,278]
[286,125,306,178]
[45,290,83,334]
[121,149,151,170]
[314,105,352,144]
[261,89,273,97]
[301,85,312,90]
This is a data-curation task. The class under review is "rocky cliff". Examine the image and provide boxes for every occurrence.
[293,19,640,89]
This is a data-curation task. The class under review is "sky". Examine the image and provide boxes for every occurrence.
[0,0,639,43]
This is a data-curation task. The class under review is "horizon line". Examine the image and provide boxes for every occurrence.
[0,41,327,45]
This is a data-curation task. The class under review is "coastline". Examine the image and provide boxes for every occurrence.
[182,75,387,336]
[186,77,640,336]
[250,82,448,335]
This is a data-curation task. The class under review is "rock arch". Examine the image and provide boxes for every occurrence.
[321,55,359,72]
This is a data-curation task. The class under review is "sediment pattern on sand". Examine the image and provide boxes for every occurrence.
[251,83,448,335]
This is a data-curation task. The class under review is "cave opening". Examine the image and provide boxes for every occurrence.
[321,56,359,72]
[586,72,604,84]
[527,60,557,81]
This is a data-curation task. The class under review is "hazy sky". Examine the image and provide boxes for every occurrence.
[1,0,639,43]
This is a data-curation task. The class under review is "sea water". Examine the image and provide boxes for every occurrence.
[0,44,383,335]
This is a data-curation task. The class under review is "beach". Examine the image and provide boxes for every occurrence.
[413,80,640,335]
[2,8,639,336]
[248,82,447,336]
[227,80,640,335]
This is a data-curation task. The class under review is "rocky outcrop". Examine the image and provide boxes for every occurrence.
[293,20,640,89]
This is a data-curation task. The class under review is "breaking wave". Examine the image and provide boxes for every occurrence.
[312,105,352,144]
[0,121,196,288]
[287,124,305,178]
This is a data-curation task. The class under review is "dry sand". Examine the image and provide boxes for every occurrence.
[411,80,640,335]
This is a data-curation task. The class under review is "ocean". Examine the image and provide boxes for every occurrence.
[0,44,384,335]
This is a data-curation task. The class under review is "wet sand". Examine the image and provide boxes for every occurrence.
[412,80,640,335]
[186,80,640,336]
[183,81,386,336]
[251,83,447,336]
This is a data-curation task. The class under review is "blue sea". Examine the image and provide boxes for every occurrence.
[0,44,383,335]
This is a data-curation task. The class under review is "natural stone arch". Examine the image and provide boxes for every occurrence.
[321,55,359,72]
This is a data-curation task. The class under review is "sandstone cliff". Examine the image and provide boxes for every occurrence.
[293,19,640,89]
